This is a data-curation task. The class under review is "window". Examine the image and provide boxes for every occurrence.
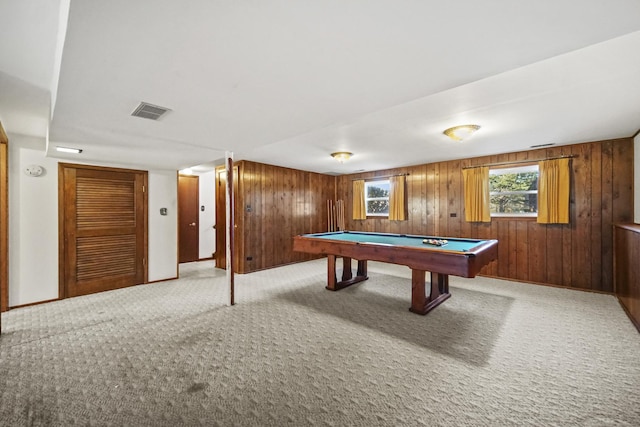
[364,180,390,216]
[489,164,538,217]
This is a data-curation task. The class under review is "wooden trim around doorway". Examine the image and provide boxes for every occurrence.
[58,163,149,298]
[0,122,8,316]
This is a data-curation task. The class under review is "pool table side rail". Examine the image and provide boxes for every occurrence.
[293,234,498,278]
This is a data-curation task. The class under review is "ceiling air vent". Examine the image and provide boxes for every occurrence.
[131,102,171,121]
[530,143,556,148]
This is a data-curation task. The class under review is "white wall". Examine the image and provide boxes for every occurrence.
[199,170,216,259]
[148,171,178,282]
[8,133,178,306]
[9,135,60,306]
[635,133,639,224]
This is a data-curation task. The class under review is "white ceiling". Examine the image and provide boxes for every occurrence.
[1,0,640,175]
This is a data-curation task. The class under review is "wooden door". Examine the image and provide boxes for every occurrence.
[215,168,226,269]
[59,164,147,298]
[178,175,199,263]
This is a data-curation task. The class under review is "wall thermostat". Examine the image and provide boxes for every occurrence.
[24,164,44,177]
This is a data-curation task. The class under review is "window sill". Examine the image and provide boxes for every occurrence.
[490,215,538,221]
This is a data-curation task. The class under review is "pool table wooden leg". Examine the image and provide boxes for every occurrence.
[409,270,451,315]
[356,259,367,278]
[326,255,368,291]
[341,256,353,281]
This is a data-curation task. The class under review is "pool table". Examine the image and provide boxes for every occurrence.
[293,231,498,315]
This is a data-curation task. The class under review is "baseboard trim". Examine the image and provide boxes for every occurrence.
[10,298,60,310]
[479,274,614,295]
[146,276,178,284]
[616,296,640,334]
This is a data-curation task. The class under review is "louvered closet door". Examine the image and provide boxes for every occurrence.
[61,165,147,298]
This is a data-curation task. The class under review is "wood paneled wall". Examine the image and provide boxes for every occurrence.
[229,139,632,291]
[336,138,634,292]
[234,160,335,273]
[614,224,640,332]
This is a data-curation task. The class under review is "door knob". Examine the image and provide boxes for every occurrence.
[189,222,196,226]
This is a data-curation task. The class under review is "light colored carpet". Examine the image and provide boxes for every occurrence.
[1,259,639,426]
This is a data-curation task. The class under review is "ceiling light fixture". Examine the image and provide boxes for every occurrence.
[56,146,83,154]
[443,124,481,142]
[331,151,353,163]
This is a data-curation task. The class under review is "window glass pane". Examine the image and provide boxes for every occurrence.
[490,194,538,214]
[367,200,389,215]
[366,182,389,198]
[489,172,538,193]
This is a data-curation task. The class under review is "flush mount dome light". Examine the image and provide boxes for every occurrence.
[443,124,481,141]
[331,151,352,163]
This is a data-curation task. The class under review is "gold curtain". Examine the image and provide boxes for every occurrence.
[537,158,570,224]
[389,175,406,221]
[352,179,366,220]
[462,166,491,222]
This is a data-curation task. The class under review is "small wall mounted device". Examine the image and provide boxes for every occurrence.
[24,165,44,177]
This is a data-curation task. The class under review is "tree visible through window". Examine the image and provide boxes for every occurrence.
[365,180,390,216]
[489,165,538,216]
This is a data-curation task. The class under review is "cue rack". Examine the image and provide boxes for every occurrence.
[327,199,345,232]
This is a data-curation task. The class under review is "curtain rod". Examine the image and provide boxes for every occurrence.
[351,173,409,181]
[462,154,577,170]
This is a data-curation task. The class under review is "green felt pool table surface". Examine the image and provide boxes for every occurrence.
[300,231,488,253]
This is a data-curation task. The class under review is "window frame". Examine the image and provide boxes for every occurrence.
[364,179,390,217]
[489,163,539,218]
